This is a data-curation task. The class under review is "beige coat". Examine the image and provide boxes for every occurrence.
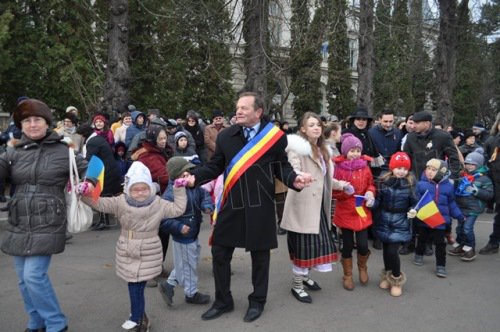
[83,188,187,282]
[281,134,343,234]
[204,123,228,160]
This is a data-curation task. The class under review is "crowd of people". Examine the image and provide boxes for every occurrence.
[1,95,499,332]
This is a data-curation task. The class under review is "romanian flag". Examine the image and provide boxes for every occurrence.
[86,156,105,202]
[354,195,368,218]
[415,190,446,228]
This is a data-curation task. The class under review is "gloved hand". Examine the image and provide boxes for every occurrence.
[407,209,417,219]
[365,197,375,208]
[464,184,478,195]
[174,178,189,188]
[77,181,93,196]
[343,184,355,195]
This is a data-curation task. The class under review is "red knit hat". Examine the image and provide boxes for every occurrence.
[389,152,411,170]
[92,114,107,124]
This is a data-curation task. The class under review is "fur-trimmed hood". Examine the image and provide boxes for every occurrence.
[285,134,333,157]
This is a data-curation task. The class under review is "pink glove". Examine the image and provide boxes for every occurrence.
[174,178,189,188]
[77,181,92,196]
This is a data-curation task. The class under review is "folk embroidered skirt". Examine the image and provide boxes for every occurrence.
[287,202,337,268]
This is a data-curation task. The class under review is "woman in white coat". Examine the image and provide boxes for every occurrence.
[281,112,347,303]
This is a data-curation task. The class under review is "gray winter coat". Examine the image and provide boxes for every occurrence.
[0,131,87,256]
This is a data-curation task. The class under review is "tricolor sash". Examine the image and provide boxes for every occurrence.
[212,122,284,223]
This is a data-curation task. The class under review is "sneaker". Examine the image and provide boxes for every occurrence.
[121,319,138,330]
[436,265,447,278]
[159,281,174,306]
[447,244,465,256]
[424,244,433,256]
[461,249,477,261]
[413,255,424,266]
[479,243,499,255]
[185,292,210,304]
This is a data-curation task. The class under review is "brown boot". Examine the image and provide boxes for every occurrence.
[341,258,354,291]
[357,251,371,285]
[388,272,407,297]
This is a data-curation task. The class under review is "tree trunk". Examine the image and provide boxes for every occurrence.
[436,0,458,126]
[103,0,130,114]
[242,0,269,109]
[357,0,375,114]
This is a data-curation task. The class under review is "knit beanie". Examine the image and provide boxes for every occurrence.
[14,99,53,129]
[464,151,484,167]
[167,157,195,179]
[93,114,107,125]
[175,131,187,145]
[463,129,475,140]
[124,161,156,196]
[426,158,448,181]
[389,152,411,171]
[340,133,363,156]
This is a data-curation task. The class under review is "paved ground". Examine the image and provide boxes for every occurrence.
[1,211,499,332]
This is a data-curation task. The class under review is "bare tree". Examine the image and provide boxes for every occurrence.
[435,0,458,126]
[103,0,130,113]
[242,0,269,106]
[357,0,375,114]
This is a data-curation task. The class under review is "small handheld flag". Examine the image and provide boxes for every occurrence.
[354,195,368,218]
[85,156,105,202]
[414,190,445,228]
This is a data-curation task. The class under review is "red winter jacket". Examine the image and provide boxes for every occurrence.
[333,155,375,231]
[131,141,170,193]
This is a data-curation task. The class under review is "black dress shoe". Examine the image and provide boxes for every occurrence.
[201,305,234,320]
[243,306,263,322]
[302,278,321,291]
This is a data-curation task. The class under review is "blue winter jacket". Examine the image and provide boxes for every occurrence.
[455,166,494,216]
[416,173,465,230]
[373,175,418,243]
[160,181,213,244]
[124,111,146,148]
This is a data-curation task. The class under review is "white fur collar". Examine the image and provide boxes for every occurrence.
[285,134,333,157]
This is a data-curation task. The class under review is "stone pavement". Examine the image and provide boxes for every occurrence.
[1,211,499,332]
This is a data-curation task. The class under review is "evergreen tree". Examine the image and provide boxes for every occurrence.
[289,0,323,119]
[0,10,14,92]
[326,0,355,119]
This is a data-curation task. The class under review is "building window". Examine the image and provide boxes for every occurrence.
[349,38,358,70]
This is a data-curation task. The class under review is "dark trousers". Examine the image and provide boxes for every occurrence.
[382,242,401,277]
[159,229,170,262]
[212,245,270,310]
[415,227,446,266]
[489,206,500,245]
[340,228,369,258]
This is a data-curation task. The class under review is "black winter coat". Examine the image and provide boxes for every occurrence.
[85,134,122,196]
[404,128,462,180]
[0,131,87,256]
[191,121,298,251]
[373,176,418,243]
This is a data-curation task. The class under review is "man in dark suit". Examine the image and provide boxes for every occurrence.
[189,92,311,322]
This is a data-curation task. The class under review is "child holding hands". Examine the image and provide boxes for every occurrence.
[158,157,214,306]
[79,161,188,332]
[333,133,376,291]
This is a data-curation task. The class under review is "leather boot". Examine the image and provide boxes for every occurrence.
[341,258,354,291]
[357,251,371,285]
[388,272,407,297]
